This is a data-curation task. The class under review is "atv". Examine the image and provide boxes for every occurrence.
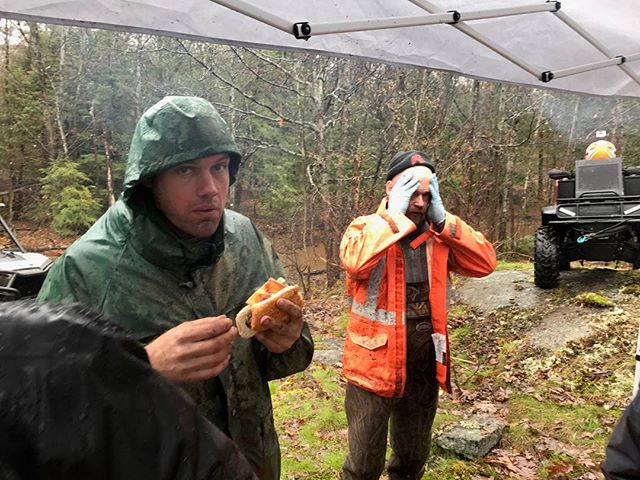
[534,157,640,288]
[0,205,52,301]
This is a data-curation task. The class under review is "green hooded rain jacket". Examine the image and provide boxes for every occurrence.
[37,96,314,480]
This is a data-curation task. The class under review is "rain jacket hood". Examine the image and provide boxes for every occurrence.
[124,95,242,196]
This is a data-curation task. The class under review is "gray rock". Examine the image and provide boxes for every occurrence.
[435,415,505,458]
[454,271,542,313]
[526,305,594,351]
[313,349,342,366]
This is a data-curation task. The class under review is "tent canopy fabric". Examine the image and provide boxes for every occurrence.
[0,0,639,98]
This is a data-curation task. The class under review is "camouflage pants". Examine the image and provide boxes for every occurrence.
[342,320,439,480]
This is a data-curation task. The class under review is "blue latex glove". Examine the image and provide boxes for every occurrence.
[427,174,446,226]
[388,172,420,214]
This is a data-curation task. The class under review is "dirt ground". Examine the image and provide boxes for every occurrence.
[454,265,640,353]
[301,263,640,479]
[2,220,72,258]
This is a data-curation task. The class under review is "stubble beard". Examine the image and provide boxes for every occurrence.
[407,211,428,229]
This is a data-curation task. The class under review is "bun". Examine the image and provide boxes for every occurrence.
[236,279,304,339]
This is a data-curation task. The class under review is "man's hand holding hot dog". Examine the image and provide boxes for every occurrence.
[235,278,305,353]
[255,297,304,353]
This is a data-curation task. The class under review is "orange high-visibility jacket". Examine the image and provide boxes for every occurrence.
[340,199,496,397]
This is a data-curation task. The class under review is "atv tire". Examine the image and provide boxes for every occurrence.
[534,226,560,289]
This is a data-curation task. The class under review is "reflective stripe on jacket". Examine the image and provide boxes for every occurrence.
[340,199,496,396]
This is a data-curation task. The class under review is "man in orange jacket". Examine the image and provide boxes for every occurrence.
[339,150,496,480]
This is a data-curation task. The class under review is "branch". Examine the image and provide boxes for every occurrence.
[211,101,281,124]
[234,135,303,158]
[241,47,312,87]
[306,163,340,222]
[230,48,310,98]
[175,40,318,133]
[30,244,71,253]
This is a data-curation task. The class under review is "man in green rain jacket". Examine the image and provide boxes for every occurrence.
[37,96,314,480]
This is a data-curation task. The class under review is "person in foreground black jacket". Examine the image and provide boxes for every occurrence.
[0,301,257,480]
[602,390,640,479]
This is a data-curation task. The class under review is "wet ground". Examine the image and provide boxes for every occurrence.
[312,264,640,364]
[454,265,639,352]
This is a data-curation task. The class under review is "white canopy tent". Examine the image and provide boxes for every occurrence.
[0,0,638,98]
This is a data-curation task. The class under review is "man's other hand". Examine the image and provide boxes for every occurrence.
[427,174,446,226]
[255,298,304,353]
[145,316,236,383]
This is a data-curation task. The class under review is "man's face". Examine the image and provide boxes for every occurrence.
[151,153,230,238]
[386,166,432,226]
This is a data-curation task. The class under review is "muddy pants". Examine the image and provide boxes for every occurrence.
[342,319,439,480]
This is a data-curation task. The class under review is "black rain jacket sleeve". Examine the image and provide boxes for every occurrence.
[0,301,258,480]
[602,391,640,479]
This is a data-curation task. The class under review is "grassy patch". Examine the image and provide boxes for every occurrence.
[449,323,472,344]
[506,394,612,450]
[573,292,615,308]
[620,269,640,281]
[495,260,533,272]
[538,452,596,480]
[339,311,349,330]
[272,366,347,479]
[423,452,496,480]
[621,284,640,295]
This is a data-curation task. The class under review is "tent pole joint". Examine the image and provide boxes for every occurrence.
[617,55,627,65]
[546,1,561,12]
[447,10,461,24]
[293,22,311,40]
[540,71,554,83]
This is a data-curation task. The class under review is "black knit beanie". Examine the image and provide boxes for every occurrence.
[385,150,435,181]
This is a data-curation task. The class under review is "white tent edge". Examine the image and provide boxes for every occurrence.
[1,0,640,99]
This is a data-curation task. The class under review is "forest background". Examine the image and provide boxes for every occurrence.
[1,21,640,288]
[4,20,640,480]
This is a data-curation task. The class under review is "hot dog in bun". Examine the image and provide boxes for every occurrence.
[236,277,304,339]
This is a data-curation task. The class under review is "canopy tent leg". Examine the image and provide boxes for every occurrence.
[541,55,640,83]
[634,323,640,400]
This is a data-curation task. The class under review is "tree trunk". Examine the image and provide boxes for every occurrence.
[53,28,69,159]
[491,84,508,245]
[135,35,143,120]
[102,125,116,207]
[534,92,548,201]
[28,24,57,163]
[410,69,427,145]
[498,150,514,245]
[89,100,101,187]
[463,79,481,220]
[565,97,580,168]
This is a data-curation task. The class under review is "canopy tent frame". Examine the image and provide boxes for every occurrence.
[0,0,639,97]
[212,0,561,37]
[211,0,640,89]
